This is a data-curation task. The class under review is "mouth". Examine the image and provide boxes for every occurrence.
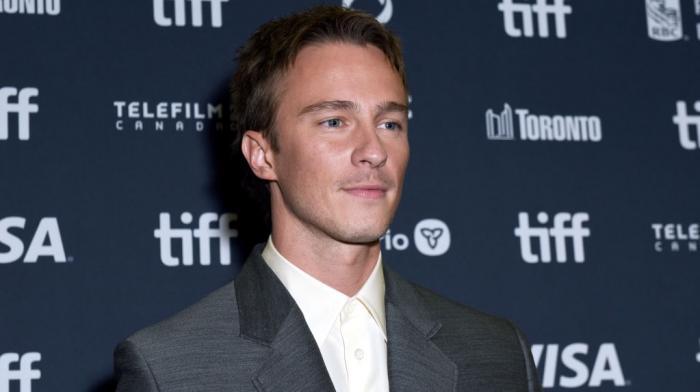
[342,184,388,199]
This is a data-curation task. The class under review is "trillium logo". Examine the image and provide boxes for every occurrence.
[414,219,450,256]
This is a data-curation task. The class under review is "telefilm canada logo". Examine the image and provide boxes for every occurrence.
[113,100,224,133]
[382,218,451,257]
[0,87,39,141]
[343,0,393,24]
[153,0,228,28]
[531,342,628,388]
[486,103,602,143]
[514,212,590,263]
[651,222,698,252]
[645,0,700,41]
[0,352,41,392]
[498,0,572,38]
[0,0,59,15]
[673,100,700,150]
[154,212,238,266]
[0,217,69,263]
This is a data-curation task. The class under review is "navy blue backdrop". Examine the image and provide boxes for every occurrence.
[1,0,699,390]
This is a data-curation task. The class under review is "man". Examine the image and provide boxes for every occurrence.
[114,6,541,392]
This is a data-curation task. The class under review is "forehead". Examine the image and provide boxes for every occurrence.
[276,42,407,109]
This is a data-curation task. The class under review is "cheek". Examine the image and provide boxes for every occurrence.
[388,139,410,174]
[278,142,336,194]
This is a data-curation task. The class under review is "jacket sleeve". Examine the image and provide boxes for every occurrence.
[114,339,161,392]
[511,322,542,392]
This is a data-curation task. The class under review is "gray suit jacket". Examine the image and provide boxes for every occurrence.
[114,247,541,391]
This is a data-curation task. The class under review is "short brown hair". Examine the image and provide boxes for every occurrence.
[230,5,407,217]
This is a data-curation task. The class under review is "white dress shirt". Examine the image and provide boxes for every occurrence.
[262,238,390,392]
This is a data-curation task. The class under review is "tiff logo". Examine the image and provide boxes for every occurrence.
[0,353,41,392]
[0,87,39,141]
[514,212,590,263]
[153,0,228,28]
[498,0,572,38]
[154,212,237,266]
[673,100,700,150]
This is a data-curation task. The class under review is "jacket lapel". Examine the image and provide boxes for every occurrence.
[235,247,335,392]
[384,267,458,392]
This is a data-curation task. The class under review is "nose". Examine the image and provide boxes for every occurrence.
[351,123,388,168]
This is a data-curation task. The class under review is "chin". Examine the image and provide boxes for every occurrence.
[331,221,389,245]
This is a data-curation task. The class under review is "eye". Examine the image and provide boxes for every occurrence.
[379,121,403,131]
[321,118,343,128]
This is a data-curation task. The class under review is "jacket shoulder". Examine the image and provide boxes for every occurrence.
[412,283,518,338]
[127,281,240,350]
[408,283,541,391]
[114,282,264,391]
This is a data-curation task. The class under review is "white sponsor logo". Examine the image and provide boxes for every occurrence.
[651,223,699,252]
[531,343,627,388]
[153,0,228,28]
[0,352,41,392]
[0,0,59,15]
[498,0,572,38]
[113,100,223,132]
[646,0,683,41]
[0,217,68,263]
[383,218,451,256]
[696,338,700,362]
[514,212,590,263]
[154,212,238,266]
[414,218,451,256]
[0,87,39,141]
[673,100,700,150]
[343,0,393,24]
[486,103,602,143]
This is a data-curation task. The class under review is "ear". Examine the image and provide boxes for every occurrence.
[240,130,278,181]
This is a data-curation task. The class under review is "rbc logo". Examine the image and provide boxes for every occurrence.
[154,212,237,266]
[672,101,700,150]
[498,0,572,38]
[531,343,626,388]
[0,87,39,141]
[514,212,590,263]
[0,352,41,392]
[0,217,67,263]
[383,218,450,257]
[646,0,683,41]
[153,0,228,28]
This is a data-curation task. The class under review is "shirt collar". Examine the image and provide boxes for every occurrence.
[261,237,387,346]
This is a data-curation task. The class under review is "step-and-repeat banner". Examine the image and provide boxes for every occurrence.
[1,1,699,391]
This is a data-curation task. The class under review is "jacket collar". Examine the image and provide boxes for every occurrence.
[235,245,335,391]
[384,266,459,391]
[235,245,457,391]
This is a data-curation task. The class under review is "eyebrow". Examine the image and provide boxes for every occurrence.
[298,100,408,117]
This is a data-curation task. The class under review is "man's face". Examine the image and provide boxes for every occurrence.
[266,42,409,244]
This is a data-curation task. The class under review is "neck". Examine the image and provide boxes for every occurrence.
[270,226,380,297]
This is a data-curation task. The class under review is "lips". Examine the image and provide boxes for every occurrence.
[343,184,388,199]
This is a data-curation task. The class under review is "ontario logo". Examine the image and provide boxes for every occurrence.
[383,218,451,257]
